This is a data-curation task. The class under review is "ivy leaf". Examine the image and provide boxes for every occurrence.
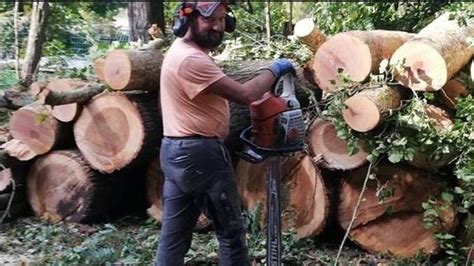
[441,192,454,202]
[388,150,403,163]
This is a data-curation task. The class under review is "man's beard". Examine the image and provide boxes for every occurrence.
[190,23,224,49]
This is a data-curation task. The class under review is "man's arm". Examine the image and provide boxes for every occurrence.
[204,59,296,105]
[204,69,275,105]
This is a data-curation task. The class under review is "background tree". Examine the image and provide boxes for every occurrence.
[20,0,48,88]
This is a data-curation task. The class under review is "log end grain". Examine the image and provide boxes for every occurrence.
[390,41,447,91]
[342,95,381,132]
[46,79,85,122]
[307,119,368,170]
[103,50,132,91]
[73,93,145,173]
[9,104,58,155]
[313,33,372,92]
[294,18,326,52]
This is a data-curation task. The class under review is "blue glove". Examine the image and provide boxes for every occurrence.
[266,59,296,78]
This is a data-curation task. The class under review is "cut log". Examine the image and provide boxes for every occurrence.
[145,158,211,231]
[293,18,326,52]
[30,80,48,96]
[235,154,331,238]
[338,163,457,257]
[9,102,68,155]
[26,150,125,223]
[103,49,163,91]
[93,57,105,81]
[342,85,407,132]
[307,119,368,170]
[407,104,456,170]
[73,92,162,173]
[1,139,37,161]
[390,12,474,91]
[46,79,90,122]
[313,30,413,93]
[439,78,470,110]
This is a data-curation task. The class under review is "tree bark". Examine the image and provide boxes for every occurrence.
[313,30,413,93]
[103,49,163,91]
[390,12,474,91]
[20,1,49,89]
[26,150,126,223]
[294,18,326,52]
[342,85,408,132]
[338,163,457,258]
[439,78,470,110]
[73,92,162,174]
[264,0,271,43]
[45,79,91,122]
[128,2,150,43]
[306,118,368,170]
[235,154,331,238]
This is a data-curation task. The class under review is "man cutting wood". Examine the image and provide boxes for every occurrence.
[155,1,295,265]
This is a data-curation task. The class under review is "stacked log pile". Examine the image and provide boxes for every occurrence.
[0,11,471,260]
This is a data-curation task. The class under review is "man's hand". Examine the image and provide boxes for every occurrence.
[266,59,296,78]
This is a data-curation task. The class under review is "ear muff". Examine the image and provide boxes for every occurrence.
[172,4,193,37]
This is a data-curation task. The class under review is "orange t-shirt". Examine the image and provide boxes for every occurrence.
[160,38,228,139]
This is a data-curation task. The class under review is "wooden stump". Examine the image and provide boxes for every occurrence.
[313,30,413,93]
[26,150,125,223]
[235,154,331,238]
[73,92,161,173]
[9,102,66,155]
[145,158,211,231]
[307,119,368,170]
[293,18,326,52]
[46,79,89,122]
[338,163,457,257]
[390,12,474,91]
[103,49,163,91]
[342,85,407,132]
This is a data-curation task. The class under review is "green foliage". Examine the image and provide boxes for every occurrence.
[0,69,18,90]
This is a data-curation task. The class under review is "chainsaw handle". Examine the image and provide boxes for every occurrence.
[272,72,296,97]
[239,126,305,154]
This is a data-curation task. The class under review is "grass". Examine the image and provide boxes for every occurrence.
[0,214,429,265]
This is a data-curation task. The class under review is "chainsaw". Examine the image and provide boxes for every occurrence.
[239,72,305,266]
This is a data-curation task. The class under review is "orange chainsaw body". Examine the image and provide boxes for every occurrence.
[249,92,287,148]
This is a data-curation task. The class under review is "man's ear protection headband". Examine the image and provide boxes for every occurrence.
[172,1,236,37]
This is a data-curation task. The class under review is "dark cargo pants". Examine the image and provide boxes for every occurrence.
[155,137,250,266]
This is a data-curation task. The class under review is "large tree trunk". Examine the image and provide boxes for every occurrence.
[294,18,326,52]
[342,85,409,132]
[264,1,271,43]
[20,1,49,88]
[313,30,413,93]
[103,49,163,91]
[128,2,149,43]
[26,150,126,223]
[235,154,331,238]
[149,1,165,35]
[9,102,71,156]
[390,12,474,91]
[306,119,368,170]
[73,92,161,174]
[338,163,457,258]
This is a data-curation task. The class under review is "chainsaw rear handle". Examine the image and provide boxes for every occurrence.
[239,126,305,154]
[271,72,297,99]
